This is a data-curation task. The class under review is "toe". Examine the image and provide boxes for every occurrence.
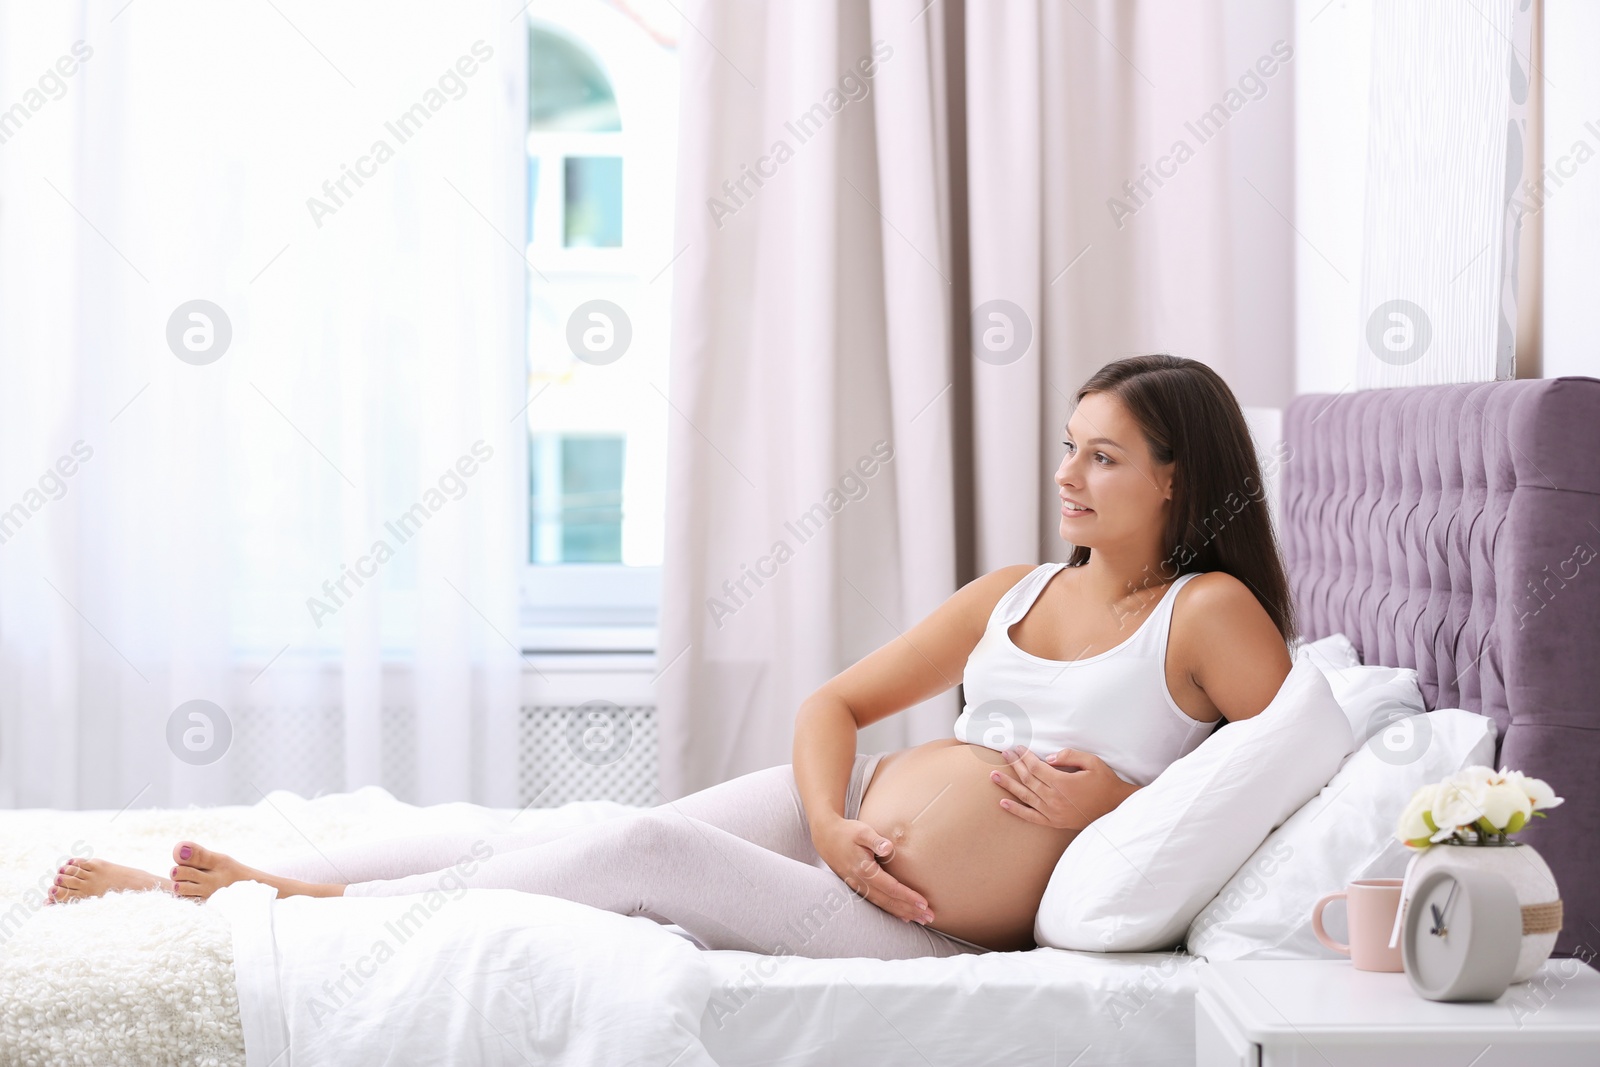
[173,877,207,899]
[57,873,88,891]
[173,864,207,887]
[174,841,216,869]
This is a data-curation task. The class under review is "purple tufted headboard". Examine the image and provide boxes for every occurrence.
[1281,376,1600,961]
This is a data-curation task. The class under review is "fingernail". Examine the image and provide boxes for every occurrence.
[179,846,192,860]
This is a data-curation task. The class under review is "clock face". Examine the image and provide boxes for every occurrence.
[1409,873,1472,992]
[1402,865,1521,1002]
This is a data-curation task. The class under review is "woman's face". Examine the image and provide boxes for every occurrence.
[1054,391,1174,553]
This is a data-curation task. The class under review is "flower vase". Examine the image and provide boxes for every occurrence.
[1399,839,1561,983]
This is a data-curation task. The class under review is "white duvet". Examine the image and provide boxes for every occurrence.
[1,787,1210,1066]
[215,880,716,1066]
[0,787,719,1066]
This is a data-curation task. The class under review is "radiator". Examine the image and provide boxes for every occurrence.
[225,659,659,808]
[518,703,658,808]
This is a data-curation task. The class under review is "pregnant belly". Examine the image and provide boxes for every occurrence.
[856,738,1078,952]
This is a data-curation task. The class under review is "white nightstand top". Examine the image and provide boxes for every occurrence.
[1198,958,1600,1046]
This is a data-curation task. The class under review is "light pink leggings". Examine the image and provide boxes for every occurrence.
[273,753,991,960]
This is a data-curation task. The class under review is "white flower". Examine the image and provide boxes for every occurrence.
[1501,767,1564,811]
[1448,765,1497,791]
[1395,783,1437,843]
[1478,780,1533,832]
[1430,777,1487,835]
[1403,765,1563,848]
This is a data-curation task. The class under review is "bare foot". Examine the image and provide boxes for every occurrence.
[170,841,344,901]
[47,858,172,904]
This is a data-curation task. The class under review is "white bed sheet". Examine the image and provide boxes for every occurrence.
[693,941,1206,1066]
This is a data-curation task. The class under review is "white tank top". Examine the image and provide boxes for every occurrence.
[952,563,1215,786]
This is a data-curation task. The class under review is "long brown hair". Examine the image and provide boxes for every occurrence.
[1064,354,1297,646]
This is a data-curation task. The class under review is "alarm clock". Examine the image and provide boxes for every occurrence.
[1401,865,1523,1002]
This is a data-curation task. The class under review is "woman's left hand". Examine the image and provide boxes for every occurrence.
[988,747,1135,831]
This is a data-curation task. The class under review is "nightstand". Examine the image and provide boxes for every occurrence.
[1195,958,1600,1066]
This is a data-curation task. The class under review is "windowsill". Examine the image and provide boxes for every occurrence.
[519,624,657,655]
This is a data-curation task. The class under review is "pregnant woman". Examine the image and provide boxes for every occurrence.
[50,354,1294,959]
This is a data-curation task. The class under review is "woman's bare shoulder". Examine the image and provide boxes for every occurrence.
[924,562,1041,638]
[1170,571,1292,722]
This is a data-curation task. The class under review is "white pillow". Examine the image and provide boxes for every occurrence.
[1291,632,1428,748]
[1293,631,1359,669]
[1032,658,1355,952]
[1184,706,1497,961]
[1319,664,1426,748]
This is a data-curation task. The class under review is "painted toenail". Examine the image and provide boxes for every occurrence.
[180,846,192,860]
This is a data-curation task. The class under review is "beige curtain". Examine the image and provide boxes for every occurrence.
[657,0,1294,798]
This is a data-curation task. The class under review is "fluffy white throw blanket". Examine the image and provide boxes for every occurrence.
[0,787,718,1066]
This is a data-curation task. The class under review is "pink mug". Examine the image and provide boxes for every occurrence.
[1311,878,1405,972]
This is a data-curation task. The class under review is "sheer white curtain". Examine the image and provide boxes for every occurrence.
[658,0,1294,796]
[0,1,523,809]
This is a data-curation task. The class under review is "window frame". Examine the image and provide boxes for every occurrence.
[517,9,674,653]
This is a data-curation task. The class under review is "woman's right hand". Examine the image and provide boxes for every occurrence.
[812,818,935,926]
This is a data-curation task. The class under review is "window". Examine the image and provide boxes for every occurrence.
[529,432,624,563]
[563,156,622,248]
[520,5,679,648]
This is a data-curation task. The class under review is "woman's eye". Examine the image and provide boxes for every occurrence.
[1063,441,1111,465]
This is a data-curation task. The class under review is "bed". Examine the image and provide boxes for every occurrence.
[3,374,1597,1066]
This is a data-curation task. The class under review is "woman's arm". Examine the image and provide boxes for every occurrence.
[792,564,1035,835]
[791,566,1035,922]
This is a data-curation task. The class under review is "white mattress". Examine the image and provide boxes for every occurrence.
[694,941,1205,1066]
